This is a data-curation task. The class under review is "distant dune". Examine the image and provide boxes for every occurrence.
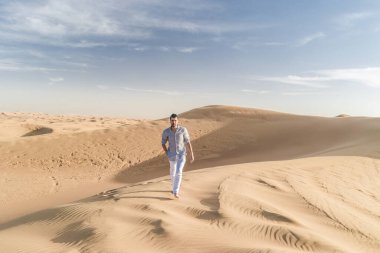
[1,105,380,253]
[21,124,54,137]
[335,114,351,117]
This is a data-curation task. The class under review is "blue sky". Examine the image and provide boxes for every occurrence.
[1,0,380,118]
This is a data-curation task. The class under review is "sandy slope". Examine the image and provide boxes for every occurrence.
[0,110,221,222]
[1,157,379,253]
[1,105,380,252]
[0,112,140,142]
[0,112,142,222]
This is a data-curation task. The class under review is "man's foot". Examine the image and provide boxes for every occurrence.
[174,193,180,198]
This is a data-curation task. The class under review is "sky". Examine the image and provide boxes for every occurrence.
[1,0,380,119]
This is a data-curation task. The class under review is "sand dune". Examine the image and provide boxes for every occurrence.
[1,157,379,252]
[0,112,140,142]
[1,105,380,252]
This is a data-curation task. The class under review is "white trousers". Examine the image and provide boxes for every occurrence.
[169,156,186,194]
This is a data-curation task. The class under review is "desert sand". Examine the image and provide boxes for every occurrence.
[0,105,379,253]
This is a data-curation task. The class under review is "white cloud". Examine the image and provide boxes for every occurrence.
[253,67,380,88]
[231,38,286,50]
[133,47,149,52]
[67,41,108,48]
[49,77,64,82]
[255,75,329,88]
[0,47,90,73]
[315,67,380,87]
[0,59,59,72]
[241,89,270,94]
[48,77,64,85]
[0,60,24,71]
[336,12,374,27]
[231,41,251,50]
[0,0,252,47]
[0,30,132,49]
[158,46,170,52]
[123,87,184,96]
[176,47,198,53]
[282,92,305,96]
[297,32,326,46]
[2,1,121,37]
[131,15,253,34]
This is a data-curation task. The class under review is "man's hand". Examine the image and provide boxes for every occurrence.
[162,144,168,156]
[190,153,195,163]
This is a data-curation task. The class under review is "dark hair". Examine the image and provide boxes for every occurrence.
[170,113,178,119]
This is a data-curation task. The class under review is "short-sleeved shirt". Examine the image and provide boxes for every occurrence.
[161,126,190,161]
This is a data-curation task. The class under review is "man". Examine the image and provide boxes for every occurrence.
[161,113,194,198]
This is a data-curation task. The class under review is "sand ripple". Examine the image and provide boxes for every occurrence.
[1,156,379,252]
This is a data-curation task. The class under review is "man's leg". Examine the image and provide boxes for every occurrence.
[169,160,176,193]
[173,156,186,197]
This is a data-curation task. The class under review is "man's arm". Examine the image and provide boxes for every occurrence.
[161,130,168,154]
[183,127,194,163]
[186,142,194,163]
[162,143,168,154]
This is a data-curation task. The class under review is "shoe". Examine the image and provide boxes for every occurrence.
[174,193,180,198]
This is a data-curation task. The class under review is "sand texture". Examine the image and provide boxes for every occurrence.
[0,105,379,252]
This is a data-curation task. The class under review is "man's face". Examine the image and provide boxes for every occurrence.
[170,117,178,128]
